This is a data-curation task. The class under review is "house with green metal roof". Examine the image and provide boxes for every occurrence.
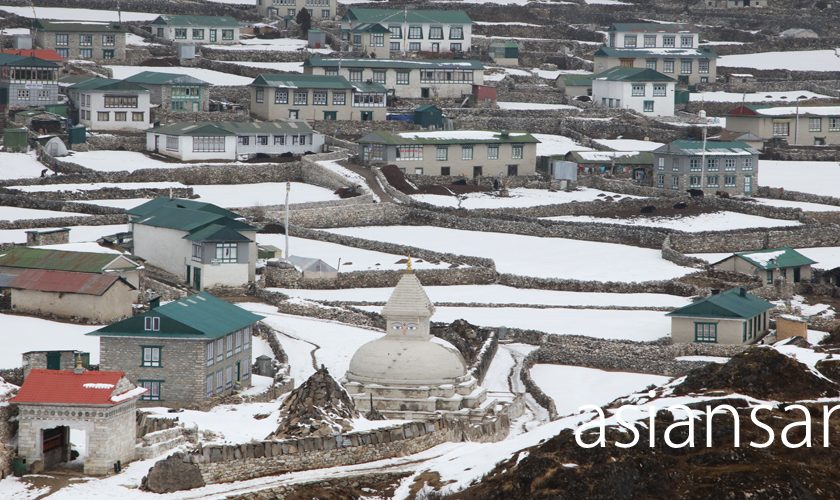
[304,55,484,99]
[0,246,141,286]
[340,8,472,54]
[150,15,240,45]
[488,40,519,66]
[592,67,676,117]
[667,287,773,344]
[0,53,60,111]
[145,119,324,160]
[129,198,257,292]
[34,21,127,62]
[712,247,817,285]
[249,72,387,122]
[89,292,263,404]
[652,139,759,195]
[257,0,336,22]
[66,77,151,132]
[358,130,539,177]
[123,71,210,113]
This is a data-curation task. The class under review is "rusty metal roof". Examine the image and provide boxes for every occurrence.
[9,269,133,296]
[0,247,123,274]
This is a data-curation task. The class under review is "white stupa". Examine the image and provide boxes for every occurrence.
[342,264,489,420]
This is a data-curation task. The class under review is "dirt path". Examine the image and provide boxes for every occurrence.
[341,163,395,203]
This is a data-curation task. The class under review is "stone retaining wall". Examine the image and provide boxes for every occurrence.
[0,214,126,230]
[470,331,499,384]
[668,224,840,254]
[497,273,700,296]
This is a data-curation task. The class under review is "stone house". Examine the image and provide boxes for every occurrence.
[150,15,240,45]
[0,246,141,288]
[711,247,816,285]
[11,368,146,475]
[0,54,60,112]
[304,56,484,99]
[128,198,257,291]
[145,120,324,161]
[66,77,151,132]
[249,73,387,122]
[33,20,126,62]
[726,104,840,146]
[89,292,263,405]
[258,0,336,21]
[340,8,472,54]
[555,74,593,99]
[358,130,539,177]
[122,71,210,113]
[566,150,653,183]
[651,139,759,195]
[667,287,773,344]
[594,23,717,85]
[591,67,676,117]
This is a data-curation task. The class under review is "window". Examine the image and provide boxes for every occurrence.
[226,333,233,357]
[238,136,250,146]
[645,59,657,70]
[206,374,214,396]
[829,117,840,131]
[321,8,330,19]
[694,323,717,343]
[663,59,674,73]
[699,59,709,74]
[657,157,665,170]
[192,29,205,40]
[631,84,645,97]
[623,34,637,48]
[512,144,523,159]
[408,26,422,39]
[193,136,225,152]
[242,360,250,378]
[102,49,114,60]
[102,34,115,46]
[450,26,463,39]
[313,90,327,105]
[353,34,362,45]
[653,84,667,97]
[643,100,654,113]
[390,41,401,52]
[725,158,736,171]
[441,166,450,176]
[414,167,424,175]
[436,145,448,161]
[429,26,443,39]
[175,28,187,39]
[772,122,789,137]
[79,48,93,59]
[349,69,363,82]
[809,117,822,132]
[132,112,145,122]
[274,135,286,145]
[372,70,386,84]
[215,338,224,362]
[766,270,773,284]
[663,35,675,48]
[488,144,499,160]
[409,42,421,52]
[139,380,162,401]
[255,88,264,103]
[244,326,251,348]
[257,135,268,146]
[97,111,109,121]
[191,243,203,261]
[325,68,338,76]
[222,29,234,40]
[656,174,664,188]
[462,144,473,160]
[680,59,692,74]
[450,42,462,52]
[17,89,29,99]
[680,35,693,48]
[56,48,69,58]
[419,69,474,84]
[724,175,737,187]
[619,58,634,68]
[215,369,224,393]
[388,25,402,38]
[396,145,423,160]
[371,33,384,47]
[275,88,288,104]
[215,242,238,263]
[706,157,719,171]
[80,34,93,46]
[112,111,126,121]
[144,317,160,331]
[396,71,410,85]
[743,157,753,171]
[352,92,385,107]
[104,95,138,108]
[644,35,656,47]
[707,175,719,187]
[293,91,308,105]
[56,33,69,46]
[689,175,701,187]
[141,346,162,367]
[671,176,679,189]
[332,91,346,105]
[225,366,233,389]
[235,329,243,354]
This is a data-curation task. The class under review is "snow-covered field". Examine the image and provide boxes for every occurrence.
[545,211,801,232]
[106,66,252,86]
[0,5,159,21]
[592,139,664,151]
[0,224,127,245]
[327,226,694,282]
[531,133,592,157]
[64,151,185,172]
[220,61,304,72]
[411,187,640,209]
[0,152,48,180]
[256,233,456,272]
[719,50,840,72]
[530,364,670,416]
[0,207,89,221]
[497,102,580,111]
[205,38,333,54]
[0,313,100,368]
[272,285,691,308]
[752,197,840,212]
[759,160,840,197]
[690,90,830,103]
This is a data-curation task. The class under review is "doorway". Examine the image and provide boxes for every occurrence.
[744,175,752,195]
[42,426,69,468]
[193,267,202,290]
[210,29,217,42]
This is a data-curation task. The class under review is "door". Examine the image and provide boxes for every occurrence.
[431,42,440,52]
[186,265,191,283]
[46,351,61,370]
[193,267,201,290]
[744,175,752,194]
[154,134,159,152]
[473,166,482,178]
[210,29,217,42]
[793,267,801,283]
[289,110,299,119]
[323,111,337,121]
[235,361,241,383]
[361,111,372,121]
[421,88,430,98]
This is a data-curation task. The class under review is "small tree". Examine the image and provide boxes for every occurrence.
[296,8,312,39]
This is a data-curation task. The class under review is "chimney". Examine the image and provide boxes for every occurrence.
[710,288,720,295]
[739,287,747,297]
[149,296,161,309]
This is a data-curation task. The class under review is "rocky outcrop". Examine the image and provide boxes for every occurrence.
[141,452,205,493]
[270,367,359,439]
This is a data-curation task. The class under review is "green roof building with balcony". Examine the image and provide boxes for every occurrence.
[340,8,473,54]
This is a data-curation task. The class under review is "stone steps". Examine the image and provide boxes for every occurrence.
[136,428,188,460]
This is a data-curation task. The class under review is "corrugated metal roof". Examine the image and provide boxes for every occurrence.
[123,71,209,86]
[305,56,484,70]
[344,8,471,25]
[252,73,354,90]
[609,23,694,33]
[732,247,817,270]
[667,288,773,320]
[9,269,131,295]
[593,67,675,82]
[185,224,252,243]
[35,20,126,33]
[10,369,137,406]
[0,49,63,62]
[151,15,240,27]
[0,247,123,274]
[127,197,240,219]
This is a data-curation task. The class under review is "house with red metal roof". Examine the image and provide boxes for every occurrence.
[10,366,145,475]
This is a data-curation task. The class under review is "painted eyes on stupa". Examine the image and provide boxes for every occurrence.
[391,323,418,330]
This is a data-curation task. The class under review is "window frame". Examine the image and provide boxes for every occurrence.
[141,346,162,367]
[694,322,717,343]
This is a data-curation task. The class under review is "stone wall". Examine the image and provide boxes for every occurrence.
[497,273,700,296]
[0,214,126,230]
[669,224,840,254]
[470,330,499,384]
[520,349,558,420]
[0,404,17,479]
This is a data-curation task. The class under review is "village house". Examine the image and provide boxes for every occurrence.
[257,0,336,21]
[488,40,519,66]
[11,367,146,475]
[89,292,263,405]
[149,15,240,45]
[711,247,816,285]
[33,20,127,61]
[304,56,484,99]
[66,77,151,131]
[0,53,60,112]
[340,8,472,54]
[344,23,392,58]
[726,104,840,146]
[122,71,210,113]
[249,73,387,121]
[591,67,676,117]
[555,74,593,100]
[667,287,773,344]
[594,23,717,85]
[651,139,759,195]
[565,150,654,183]
[358,130,539,177]
[128,198,257,291]
[145,120,325,161]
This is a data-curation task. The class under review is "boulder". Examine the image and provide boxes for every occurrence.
[141,452,205,493]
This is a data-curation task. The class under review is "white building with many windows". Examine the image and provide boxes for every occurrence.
[149,15,240,45]
[340,8,472,54]
[67,77,151,131]
[592,67,676,117]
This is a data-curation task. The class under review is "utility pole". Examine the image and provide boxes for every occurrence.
[284,181,290,258]
[699,109,707,188]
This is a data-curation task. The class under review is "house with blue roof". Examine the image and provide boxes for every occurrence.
[89,292,263,404]
[128,198,257,291]
[667,287,773,344]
